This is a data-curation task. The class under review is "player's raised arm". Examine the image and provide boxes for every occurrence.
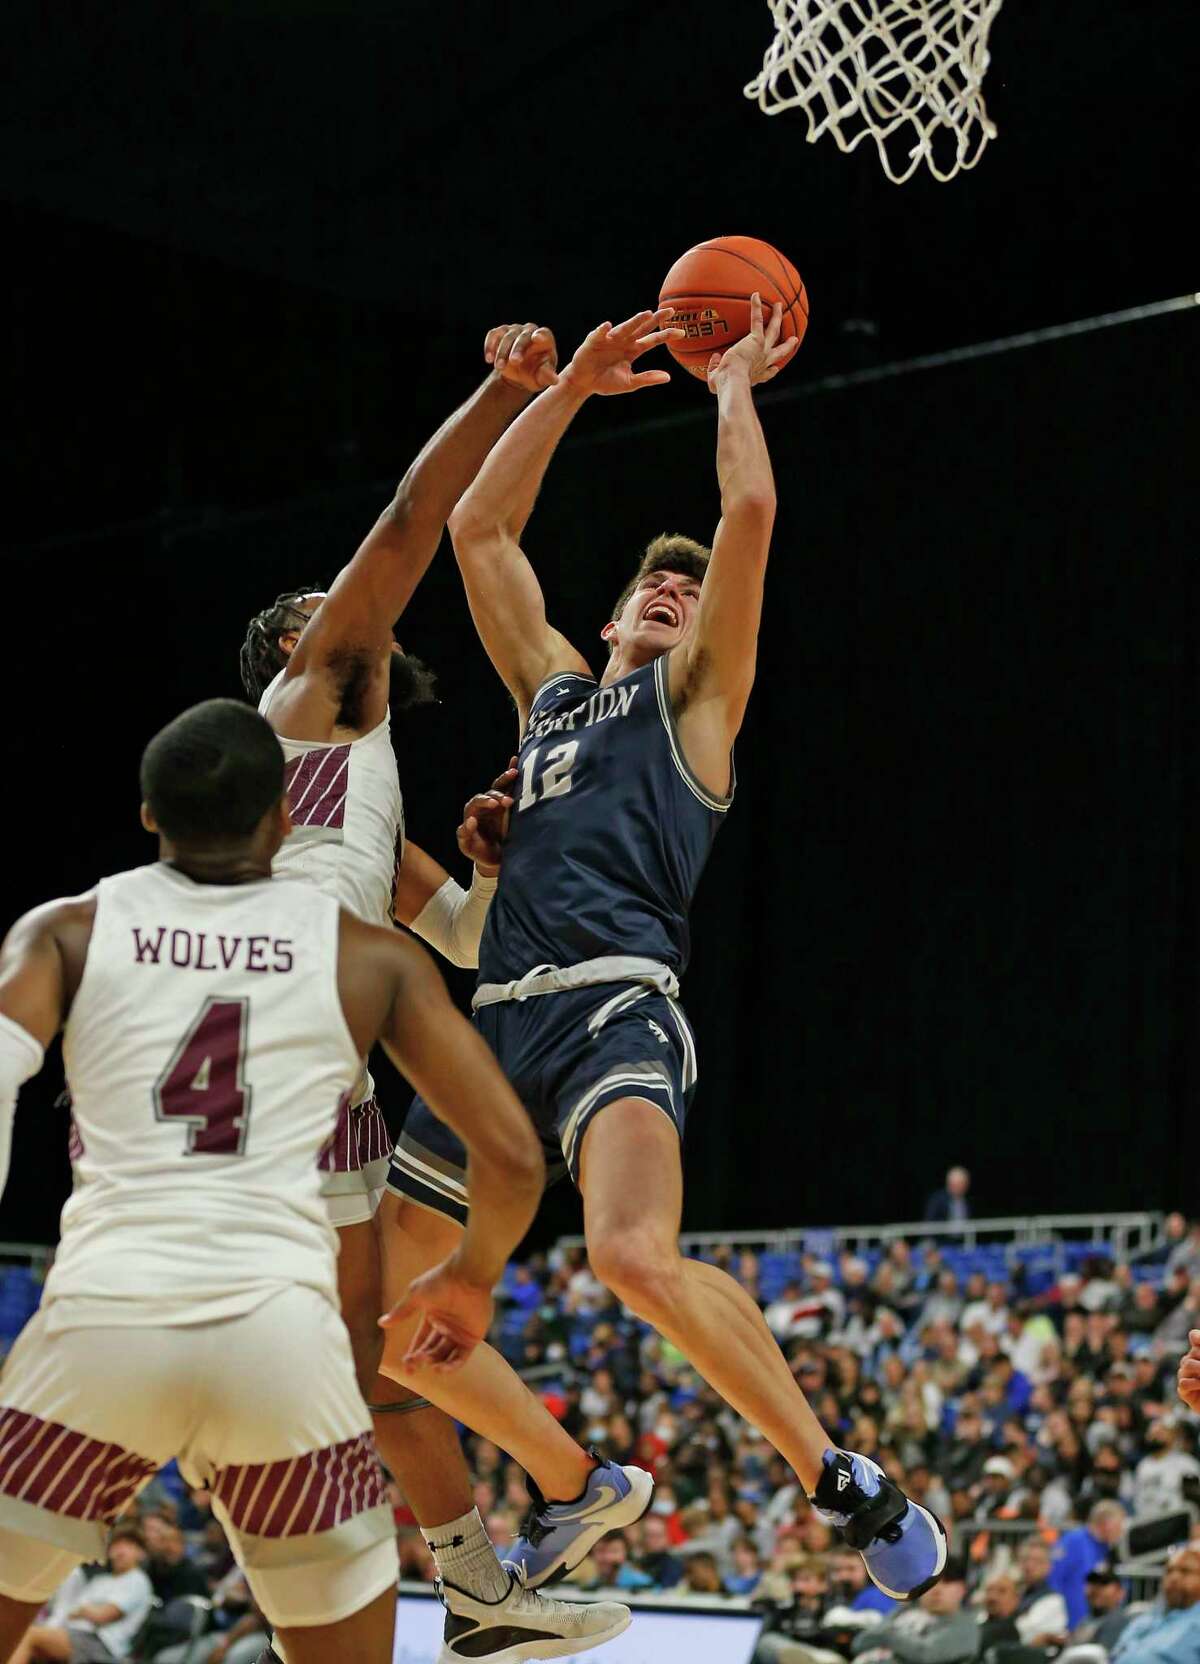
[280,326,559,703]
[449,309,682,720]
[0,898,92,1195]
[674,295,797,746]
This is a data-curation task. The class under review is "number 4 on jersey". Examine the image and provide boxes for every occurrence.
[154,997,252,1156]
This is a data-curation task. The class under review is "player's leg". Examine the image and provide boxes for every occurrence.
[0,1319,186,1661]
[0,1601,59,1662]
[570,1097,946,1600]
[371,1189,514,1603]
[273,1584,396,1664]
[376,1191,595,1504]
[334,1216,386,1398]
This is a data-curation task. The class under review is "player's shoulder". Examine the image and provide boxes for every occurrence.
[5,889,97,944]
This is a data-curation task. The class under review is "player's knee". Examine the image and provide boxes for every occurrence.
[588,1228,681,1320]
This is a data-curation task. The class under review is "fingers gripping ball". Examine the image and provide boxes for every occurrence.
[659,236,808,381]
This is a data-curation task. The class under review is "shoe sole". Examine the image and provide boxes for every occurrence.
[514,1467,656,1591]
[438,1606,632,1663]
[864,1502,948,1602]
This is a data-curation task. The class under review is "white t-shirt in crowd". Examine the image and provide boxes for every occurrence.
[49,1565,154,1659]
[1133,1449,1200,1517]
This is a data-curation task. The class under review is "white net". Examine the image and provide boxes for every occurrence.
[744,0,1004,184]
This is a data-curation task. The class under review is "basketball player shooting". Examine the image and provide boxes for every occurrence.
[238,329,632,1662]
[382,296,946,1602]
[0,699,560,1664]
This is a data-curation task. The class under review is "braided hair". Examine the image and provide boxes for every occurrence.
[239,586,323,701]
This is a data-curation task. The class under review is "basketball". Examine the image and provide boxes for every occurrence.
[659,235,809,381]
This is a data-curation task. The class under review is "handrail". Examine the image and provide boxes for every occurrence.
[557,1211,1165,1262]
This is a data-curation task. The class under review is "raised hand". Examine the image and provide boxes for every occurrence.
[706,294,798,393]
[563,307,685,397]
[379,1254,496,1373]
[486,323,559,392]
[457,759,518,874]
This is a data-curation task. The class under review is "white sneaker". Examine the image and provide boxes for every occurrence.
[436,1574,631,1662]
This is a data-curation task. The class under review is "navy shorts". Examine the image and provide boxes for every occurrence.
[386,980,697,1225]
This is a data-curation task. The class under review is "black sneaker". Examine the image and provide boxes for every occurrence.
[811,1448,948,1601]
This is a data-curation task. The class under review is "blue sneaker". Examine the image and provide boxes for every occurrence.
[811,1449,947,1601]
[502,1456,655,1589]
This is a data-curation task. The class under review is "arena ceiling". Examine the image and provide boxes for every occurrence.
[5,0,1195,364]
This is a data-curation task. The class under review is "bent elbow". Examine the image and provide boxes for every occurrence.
[726,490,776,525]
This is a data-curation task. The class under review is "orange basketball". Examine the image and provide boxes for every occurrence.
[659,235,809,381]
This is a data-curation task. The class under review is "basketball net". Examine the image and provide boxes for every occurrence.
[744,0,1004,184]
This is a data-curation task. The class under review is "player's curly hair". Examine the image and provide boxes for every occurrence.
[239,585,324,701]
[609,533,711,631]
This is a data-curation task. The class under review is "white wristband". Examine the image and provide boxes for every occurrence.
[408,871,498,970]
[0,1012,45,1201]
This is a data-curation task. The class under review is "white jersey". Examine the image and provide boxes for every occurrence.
[44,862,361,1332]
[258,667,404,929]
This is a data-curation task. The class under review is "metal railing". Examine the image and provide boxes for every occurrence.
[559,1212,1166,1267]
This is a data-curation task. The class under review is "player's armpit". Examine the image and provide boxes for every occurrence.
[448,519,590,716]
[379,941,543,1288]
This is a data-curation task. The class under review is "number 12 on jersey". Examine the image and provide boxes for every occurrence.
[518,741,578,811]
[153,997,252,1156]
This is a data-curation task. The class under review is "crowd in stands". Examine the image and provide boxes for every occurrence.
[14,1205,1200,1662]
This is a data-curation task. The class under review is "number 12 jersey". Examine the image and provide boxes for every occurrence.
[478,654,733,986]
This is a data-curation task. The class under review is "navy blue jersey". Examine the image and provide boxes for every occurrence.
[478,653,732,983]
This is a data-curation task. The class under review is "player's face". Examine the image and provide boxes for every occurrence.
[612,570,703,659]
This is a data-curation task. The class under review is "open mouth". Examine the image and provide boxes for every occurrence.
[643,601,680,627]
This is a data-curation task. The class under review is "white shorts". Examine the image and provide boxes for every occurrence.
[0,1287,398,1627]
[318,1089,389,1221]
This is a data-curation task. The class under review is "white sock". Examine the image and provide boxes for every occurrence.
[422,1507,511,1602]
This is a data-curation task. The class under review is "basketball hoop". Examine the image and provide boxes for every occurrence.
[744,0,1004,184]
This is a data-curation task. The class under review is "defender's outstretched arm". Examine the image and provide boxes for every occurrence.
[287,329,557,684]
[449,309,681,720]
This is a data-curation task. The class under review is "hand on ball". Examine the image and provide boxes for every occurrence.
[706,294,798,393]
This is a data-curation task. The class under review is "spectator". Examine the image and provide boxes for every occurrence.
[1165,1220,1200,1283]
[583,1533,654,1592]
[683,1552,726,1595]
[154,1568,269,1664]
[1109,1544,1200,1663]
[727,1536,764,1595]
[1049,1500,1128,1628]
[15,1525,153,1663]
[975,1573,1022,1655]
[924,1168,972,1225]
[1133,1417,1200,1518]
[754,1555,839,1664]
[849,1554,977,1661]
[1013,1537,1069,1647]
[827,1547,897,1619]
[635,1513,685,1590]
[1062,1562,1133,1654]
[141,1513,210,1603]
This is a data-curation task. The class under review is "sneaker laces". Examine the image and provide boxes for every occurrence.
[515,1476,553,1549]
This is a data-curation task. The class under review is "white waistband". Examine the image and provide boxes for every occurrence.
[472,956,679,1008]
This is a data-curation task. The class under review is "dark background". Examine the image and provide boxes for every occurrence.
[2,1,1197,1245]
